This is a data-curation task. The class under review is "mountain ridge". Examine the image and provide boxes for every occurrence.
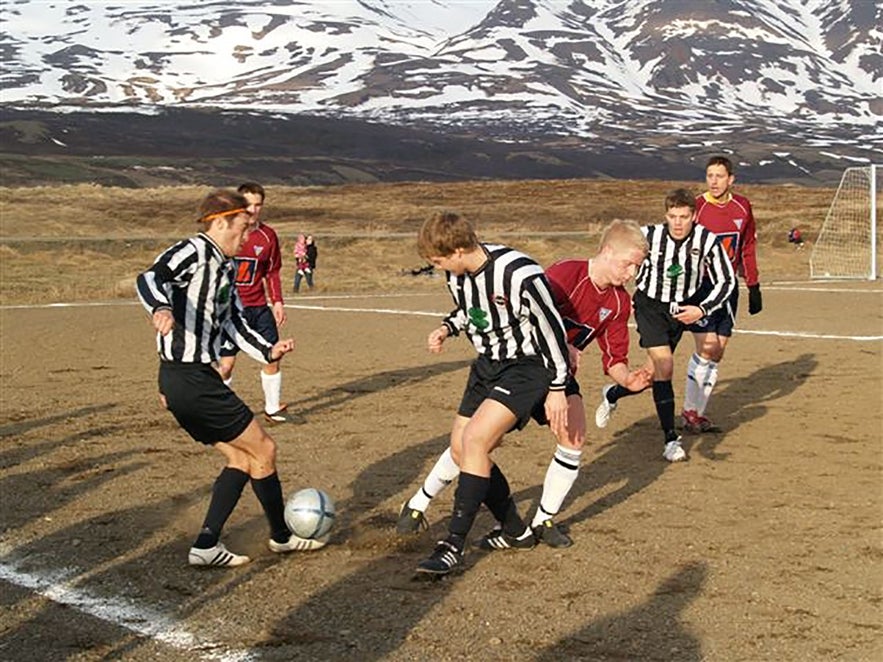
[1,0,880,185]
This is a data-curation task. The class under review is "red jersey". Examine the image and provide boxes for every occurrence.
[545,258,631,374]
[232,223,284,308]
[695,192,759,286]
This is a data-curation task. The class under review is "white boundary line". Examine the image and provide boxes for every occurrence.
[763,285,882,293]
[0,554,255,661]
[0,299,880,341]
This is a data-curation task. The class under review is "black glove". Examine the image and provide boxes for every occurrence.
[748,284,763,315]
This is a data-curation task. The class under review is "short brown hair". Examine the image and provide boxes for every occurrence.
[706,156,733,175]
[197,189,249,224]
[417,211,479,259]
[664,188,696,212]
[599,219,648,255]
[237,182,265,201]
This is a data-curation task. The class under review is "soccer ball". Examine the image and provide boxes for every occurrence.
[284,488,336,539]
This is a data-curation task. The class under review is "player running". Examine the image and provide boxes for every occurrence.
[217,182,290,424]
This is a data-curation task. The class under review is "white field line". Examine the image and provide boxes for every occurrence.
[0,554,256,662]
[763,285,883,293]
[0,299,880,341]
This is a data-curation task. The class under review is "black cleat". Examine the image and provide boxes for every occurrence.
[473,528,537,551]
[396,502,429,534]
[533,519,573,548]
[415,540,464,576]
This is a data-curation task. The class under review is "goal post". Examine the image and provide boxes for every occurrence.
[810,165,879,280]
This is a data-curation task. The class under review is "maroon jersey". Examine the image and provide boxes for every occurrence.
[232,223,284,308]
[695,192,759,286]
[545,258,631,374]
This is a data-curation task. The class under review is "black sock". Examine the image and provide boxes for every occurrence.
[607,383,640,404]
[447,472,490,550]
[194,467,249,549]
[483,464,526,537]
[652,380,677,442]
[251,472,290,544]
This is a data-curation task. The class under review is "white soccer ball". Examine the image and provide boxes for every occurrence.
[284,488,336,539]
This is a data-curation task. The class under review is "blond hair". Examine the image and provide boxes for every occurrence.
[599,219,649,255]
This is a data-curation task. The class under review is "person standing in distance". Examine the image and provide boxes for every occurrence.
[305,235,318,288]
[217,183,290,424]
[680,156,762,432]
[630,189,735,462]
[136,189,326,567]
[412,212,570,577]
[397,220,653,549]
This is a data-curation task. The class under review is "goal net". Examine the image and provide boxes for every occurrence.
[810,165,879,280]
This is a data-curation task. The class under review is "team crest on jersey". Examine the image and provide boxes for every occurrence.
[599,307,612,322]
[467,307,489,330]
[254,246,264,256]
[733,218,744,230]
[493,294,508,307]
[217,283,231,305]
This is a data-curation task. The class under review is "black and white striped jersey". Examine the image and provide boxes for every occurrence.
[137,233,274,364]
[635,223,736,315]
[441,243,570,390]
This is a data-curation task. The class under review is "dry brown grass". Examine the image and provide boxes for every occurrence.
[0,178,838,305]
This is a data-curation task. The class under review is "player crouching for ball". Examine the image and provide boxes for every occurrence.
[136,189,328,567]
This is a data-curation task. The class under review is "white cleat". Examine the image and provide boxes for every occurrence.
[595,384,617,428]
[188,543,250,567]
[663,438,687,462]
[269,533,329,553]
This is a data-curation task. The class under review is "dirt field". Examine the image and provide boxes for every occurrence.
[1,274,881,660]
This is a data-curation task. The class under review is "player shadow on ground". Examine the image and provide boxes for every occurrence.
[284,359,470,420]
[0,486,273,660]
[688,352,817,460]
[535,561,707,661]
[0,403,117,440]
[0,422,123,471]
[0,444,142,529]
[514,353,818,533]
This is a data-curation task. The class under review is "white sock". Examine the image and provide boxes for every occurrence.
[683,353,705,413]
[696,360,719,416]
[408,447,459,513]
[223,377,233,388]
[531,445,582,528]
[261,370,282,415]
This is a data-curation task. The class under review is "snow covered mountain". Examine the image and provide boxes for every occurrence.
[1,0,880,176]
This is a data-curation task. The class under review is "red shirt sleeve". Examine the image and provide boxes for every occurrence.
[736,194,760,286]
[595,290,631,374]
[265,226,284,304]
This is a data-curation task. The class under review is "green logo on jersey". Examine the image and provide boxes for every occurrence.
[667,263,684,280]
[217,283,231,305]
[468,307,489,330]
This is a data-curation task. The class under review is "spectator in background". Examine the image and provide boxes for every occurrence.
[305,235,318,287]
[293,234,313,293]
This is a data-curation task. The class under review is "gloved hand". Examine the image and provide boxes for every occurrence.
[748,284,763,315]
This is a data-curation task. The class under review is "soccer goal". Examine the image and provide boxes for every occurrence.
[810,165,880,280]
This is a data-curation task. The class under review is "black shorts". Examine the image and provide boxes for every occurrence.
[158,362,254,444]
[219,305,278,357]
[530,375,581,427]
[685,284,738,337]
[458,355,554,431]
[633,289,686,351]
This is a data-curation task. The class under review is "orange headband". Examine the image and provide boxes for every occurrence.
[200,207,248,223]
